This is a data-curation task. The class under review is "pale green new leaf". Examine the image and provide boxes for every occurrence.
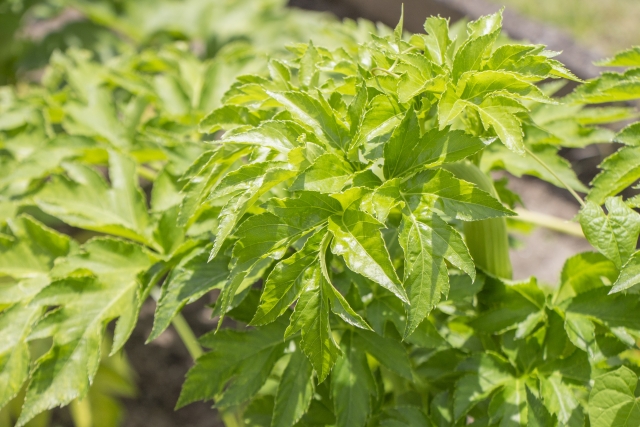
[554,252,618,304]
[199,105,262,133]
[488,377,528,427]
[222,120,304,153]
[540,375,583,426]
[0,215,71,281]
[423,16,451,65]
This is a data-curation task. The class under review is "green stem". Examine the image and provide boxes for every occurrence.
[512,208,584,238]
[170,313,204,360]
[371,67,400,78]
[137,165,159,181]
[523,146,586,208]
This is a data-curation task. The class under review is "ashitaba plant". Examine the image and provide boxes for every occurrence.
[1,4,640,427]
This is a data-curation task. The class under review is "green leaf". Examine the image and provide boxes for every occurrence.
[268,91,349,151]
[383,109,486,179]
[0,215,71,280]
[251,230,324,326]
[349,94,401,157]
[488,377,528,427]
[482,143,588,192]
[579,198,640,269]
[452,30,500,83]
[290,153,354,193]
[355,329,413,380]
[199,105,262,133]
[475,97,526,154]
[454,353,514,420]
[570,70,640,103]
[526,386,557,427]
[49,238,157,352]
[221,120,303,153]
[177,146,248,227]
[149,247,229,341]
[587,146,640,205]
[331,331,376,427]
[615,122,640,146]
[177,320,287,409]
[401,169,514,221]
[380,407,433,427]
[328,208,407,303]
[589,366,640,427]
[398,214,453,336]
[0,303,41,410]
[611,251,640,293]
[216,212,302,322]
[554,252,618,304]
[35,151,154,248]
[272,349,314,427]
[596,47,640,67]
[299,42,320,90]
[460,70,553,104]
[285,266,340,382]
[210,162,297,260]
[566,287,640,330]
[540,375,583,426]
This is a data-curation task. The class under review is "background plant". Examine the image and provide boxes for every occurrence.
[0,3,639,427]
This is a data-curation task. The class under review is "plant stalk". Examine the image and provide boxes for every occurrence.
[444,162,513,279]
[512,208,584,238]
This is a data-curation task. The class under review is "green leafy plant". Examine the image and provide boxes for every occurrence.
[1,3,640,427]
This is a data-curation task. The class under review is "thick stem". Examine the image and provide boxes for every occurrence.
[444,162,513,280]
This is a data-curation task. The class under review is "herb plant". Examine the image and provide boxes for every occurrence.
[1,4,640,427]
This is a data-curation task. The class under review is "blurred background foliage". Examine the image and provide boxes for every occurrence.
[488,0,640,55]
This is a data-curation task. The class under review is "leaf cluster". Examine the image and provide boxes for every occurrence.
[1,3,640,427]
